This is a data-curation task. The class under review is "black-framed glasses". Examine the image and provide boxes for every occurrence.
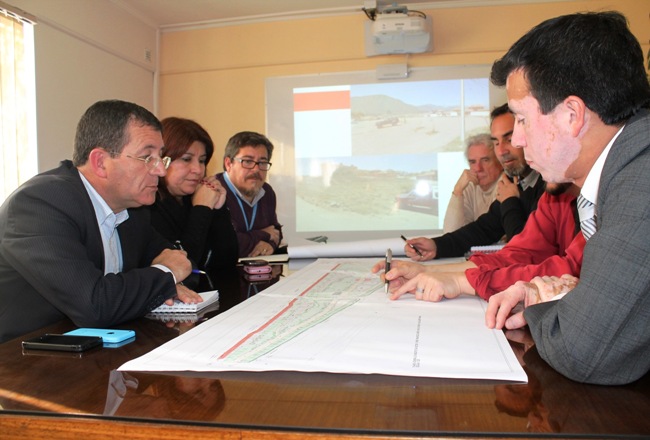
[233,157,272,171]
[125,155,172,171]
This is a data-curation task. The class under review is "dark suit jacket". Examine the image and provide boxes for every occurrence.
[525,109,650,385]
[0,161,177,342]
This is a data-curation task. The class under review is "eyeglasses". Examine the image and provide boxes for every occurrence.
[233,157,272,171]
[125,155,172,171]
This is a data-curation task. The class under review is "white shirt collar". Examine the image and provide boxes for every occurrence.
[79,171,129,274]
[79,172,129,228]
[581,126,624,206]
[519,169,540,191]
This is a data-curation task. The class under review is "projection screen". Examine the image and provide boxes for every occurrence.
[266,65,507,246]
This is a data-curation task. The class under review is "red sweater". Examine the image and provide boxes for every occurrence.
[466,191,584,300]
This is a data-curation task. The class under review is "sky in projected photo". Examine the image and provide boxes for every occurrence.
[292,78,490,233]
[350,78,487,107]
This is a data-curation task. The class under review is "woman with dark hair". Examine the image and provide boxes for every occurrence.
[150,117,238,270]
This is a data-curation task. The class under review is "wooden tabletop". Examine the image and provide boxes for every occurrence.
[1,266,649,439]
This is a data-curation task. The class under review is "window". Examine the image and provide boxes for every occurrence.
[0,4,37,203]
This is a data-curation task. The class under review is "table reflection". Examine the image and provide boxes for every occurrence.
[494,330,650,435]
[105,370,226,420]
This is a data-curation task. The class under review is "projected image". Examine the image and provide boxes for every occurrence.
[295,154,438,232]
[292,78,489,233]
[350,80,489,155]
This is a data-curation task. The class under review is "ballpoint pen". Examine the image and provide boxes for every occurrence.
[174,241,206,275]
[384,248,392,293]
[400,234,423,257]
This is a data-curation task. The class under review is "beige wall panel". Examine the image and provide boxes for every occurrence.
[158,0,648,173]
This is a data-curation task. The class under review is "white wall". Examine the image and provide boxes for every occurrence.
[8,0,158,171]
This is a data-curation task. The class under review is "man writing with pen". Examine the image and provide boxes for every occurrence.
[0,100,203,344]
[376,105,584,303]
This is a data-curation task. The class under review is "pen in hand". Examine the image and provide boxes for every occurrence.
[174,241,206,275]
[384,248,392,293]
[400,235,423,257]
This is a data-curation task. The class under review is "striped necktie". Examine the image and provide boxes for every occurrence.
[577,194,597,240]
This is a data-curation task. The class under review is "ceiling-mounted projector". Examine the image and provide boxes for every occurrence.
[365,12,433,56]
[372,12,425,35]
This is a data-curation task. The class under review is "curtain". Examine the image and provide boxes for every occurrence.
[0,9,36,203]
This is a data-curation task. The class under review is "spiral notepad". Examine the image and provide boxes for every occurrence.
[465,244,506,259]
[149,290,219,314]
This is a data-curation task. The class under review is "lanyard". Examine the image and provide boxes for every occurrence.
[224,176,258,232]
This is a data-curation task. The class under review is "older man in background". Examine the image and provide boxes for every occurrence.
[443,133,503,233]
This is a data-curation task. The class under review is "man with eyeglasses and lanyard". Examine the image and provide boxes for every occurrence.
[0,100,202,343]
[216,131,283,258]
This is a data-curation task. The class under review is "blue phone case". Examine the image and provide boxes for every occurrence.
[64,328,135,344]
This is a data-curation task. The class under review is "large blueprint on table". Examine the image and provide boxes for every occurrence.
[119,258,526,382]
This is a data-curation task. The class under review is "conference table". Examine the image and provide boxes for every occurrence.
[1,262,649,440]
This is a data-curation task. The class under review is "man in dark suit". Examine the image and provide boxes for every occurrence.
[485,12,650,385]
[0,100,202,343]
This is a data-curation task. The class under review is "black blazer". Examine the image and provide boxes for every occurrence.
[0,161,176,342]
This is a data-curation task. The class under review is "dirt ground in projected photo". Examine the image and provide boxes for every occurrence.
[352,115,489,156]
[295,197,438,231]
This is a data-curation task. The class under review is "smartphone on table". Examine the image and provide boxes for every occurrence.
[243,259,272,275]
[64,328,136,347]
[22,334,103,352]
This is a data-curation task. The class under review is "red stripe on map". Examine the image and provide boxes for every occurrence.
[218,264,341,360]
